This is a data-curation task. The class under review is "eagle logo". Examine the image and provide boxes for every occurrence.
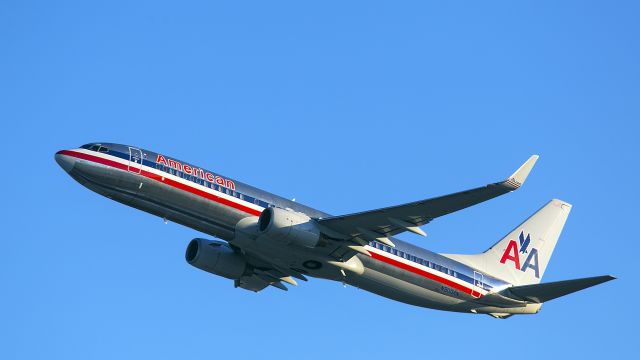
[519,231,530,254]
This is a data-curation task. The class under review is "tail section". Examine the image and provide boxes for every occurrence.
[499,275,615,303]
[446,199,572,286]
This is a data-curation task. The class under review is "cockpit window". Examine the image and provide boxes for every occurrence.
[80,143,108,153]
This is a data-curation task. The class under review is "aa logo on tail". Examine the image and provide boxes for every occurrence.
[499,231,540,278]
[519,231,530,253]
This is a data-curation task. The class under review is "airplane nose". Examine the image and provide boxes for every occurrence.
[55,151,75,172]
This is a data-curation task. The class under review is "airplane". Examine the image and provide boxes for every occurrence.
[55,143,614,318]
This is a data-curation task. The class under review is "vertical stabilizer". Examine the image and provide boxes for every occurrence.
[444,199,571,286]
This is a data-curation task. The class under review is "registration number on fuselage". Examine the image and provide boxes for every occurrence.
[440,285,459,297]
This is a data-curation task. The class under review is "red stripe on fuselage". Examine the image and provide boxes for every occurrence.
[59,150,263,216]
[369,250,480,298]
[59,149,128,171]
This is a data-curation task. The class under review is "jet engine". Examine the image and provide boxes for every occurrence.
[257,207,321,248]
[185,238,246,279]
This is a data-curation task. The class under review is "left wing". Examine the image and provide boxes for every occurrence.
[235,268,304,292]
[317,156,538,247]
[234,255,309,292]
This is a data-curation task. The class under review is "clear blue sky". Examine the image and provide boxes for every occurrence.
[1,1,638,359]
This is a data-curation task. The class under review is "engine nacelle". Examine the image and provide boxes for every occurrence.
[257,207,321,248]
[185,238,246,280]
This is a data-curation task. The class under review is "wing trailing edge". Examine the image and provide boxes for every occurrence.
[317,155,540,241]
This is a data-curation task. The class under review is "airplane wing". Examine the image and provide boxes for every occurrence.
[317,156,539,247]
[235,268,304,292]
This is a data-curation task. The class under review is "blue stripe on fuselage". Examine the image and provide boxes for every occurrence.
[368,241,507,291]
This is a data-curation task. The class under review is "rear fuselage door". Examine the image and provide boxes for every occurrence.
[472,271,484,298]
[128,147,143,174]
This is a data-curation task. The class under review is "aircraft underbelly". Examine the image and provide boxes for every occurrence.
[70,161,248,240]
[349,255,464,310]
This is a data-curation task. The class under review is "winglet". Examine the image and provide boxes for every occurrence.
[503,155,539,190]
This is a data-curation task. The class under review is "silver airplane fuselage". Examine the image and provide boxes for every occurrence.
[55,143,541,316]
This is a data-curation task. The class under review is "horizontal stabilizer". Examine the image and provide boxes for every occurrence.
[501,275,615,303]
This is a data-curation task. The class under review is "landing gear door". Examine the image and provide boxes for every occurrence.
[128,147,143,174]
[472,271,484,298]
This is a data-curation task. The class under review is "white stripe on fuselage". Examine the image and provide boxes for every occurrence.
[365,245,489,296]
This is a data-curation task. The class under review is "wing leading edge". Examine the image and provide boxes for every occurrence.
[317,155,539,246]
